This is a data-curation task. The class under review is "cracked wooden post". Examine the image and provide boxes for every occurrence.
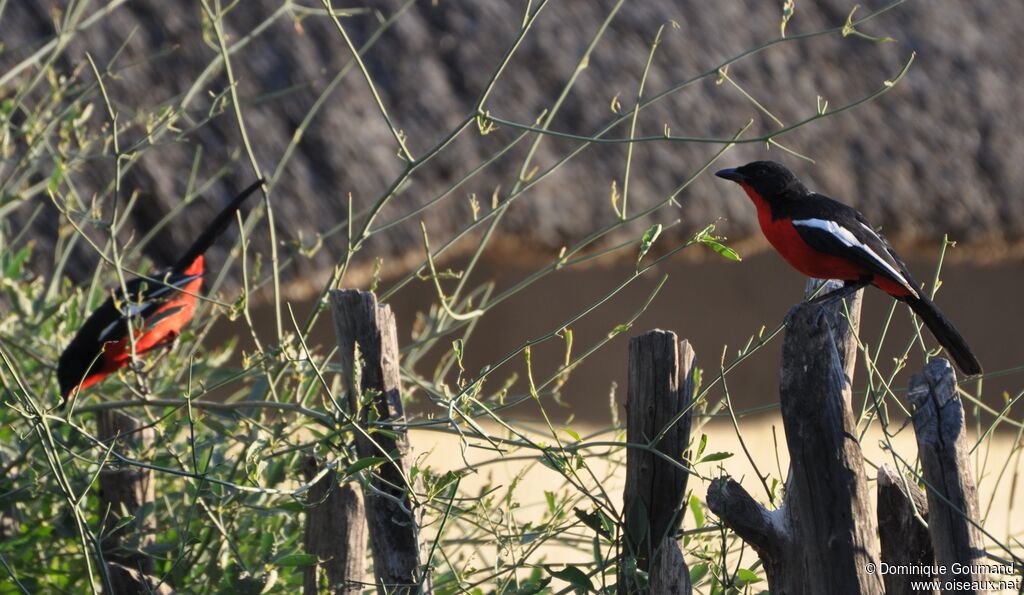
[877,463,936,595]
[302,456,367,594]
[96,410,156,581]
[707,281,883,594]
[330,290,428,594]
[907,359,985,587]
[618,331,694,595]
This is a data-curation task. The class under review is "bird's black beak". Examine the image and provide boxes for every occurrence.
[714,168,745,183]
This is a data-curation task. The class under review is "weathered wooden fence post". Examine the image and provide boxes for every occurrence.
[302,456,367,594]
[618,331,695,595]
[906,359,986,587]
[96,410,169,594]
[877,463,936,595]
[330,289,428,594]
[707,281,884,594]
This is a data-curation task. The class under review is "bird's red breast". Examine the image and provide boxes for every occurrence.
[739,183,911,297]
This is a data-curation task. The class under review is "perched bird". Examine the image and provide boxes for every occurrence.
[715,160,981,375]
[57,180,263,403]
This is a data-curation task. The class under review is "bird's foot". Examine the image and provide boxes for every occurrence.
[807,279,869,306]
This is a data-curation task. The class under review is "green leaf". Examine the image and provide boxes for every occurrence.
[563,427,581,441]
[574,507,613,539]
[736,568,763,585]
[545,490,557,514]
[701,236,742,261]
[689,562,709,585]
[344,456,388,476]
[546,564,593,593]
[636,223,663,271]
[109,514,136,533]
[260,532,274,559]
[4,244,32,278]
[48,160,65,193]
[539,452,566,473]
[698,451,734,464]
[695,223,741,261]
[689,494,705,528]
[608,322,632,338]
[370,428,402,440]
[276,501,305,514]
[272,553,317,567]
[452,338,465,372]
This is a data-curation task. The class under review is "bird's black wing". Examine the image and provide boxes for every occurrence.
[787,194,919,297]
[58,270,202,394]
[848,207,920,288]
[94,270,203,342]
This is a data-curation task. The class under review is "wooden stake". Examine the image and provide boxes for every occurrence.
[877,463,936,595]
[708,283,883,594]
[907,359,985,586]
[96,410,155,577]
[619,331,694,594]
[330,290,427,593]
[303,456,367,594]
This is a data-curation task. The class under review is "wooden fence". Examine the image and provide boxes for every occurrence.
[94,284,990,594]
[706,280,986,595]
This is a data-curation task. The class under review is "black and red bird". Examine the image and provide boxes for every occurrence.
[715,160,981,375]
[57,180,262,402]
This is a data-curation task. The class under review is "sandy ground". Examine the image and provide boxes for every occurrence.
[408,413,1023,592]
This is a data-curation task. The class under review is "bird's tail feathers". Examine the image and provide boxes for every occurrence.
[172,179,263,271]
[904,294,982,376]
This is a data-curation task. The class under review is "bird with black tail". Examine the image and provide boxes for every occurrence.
[57,179,263,405]
[715,160,981,376]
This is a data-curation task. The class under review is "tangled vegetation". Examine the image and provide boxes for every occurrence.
[1,1,1020,593]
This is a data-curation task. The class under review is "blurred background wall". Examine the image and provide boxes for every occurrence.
[5,0,1024,289]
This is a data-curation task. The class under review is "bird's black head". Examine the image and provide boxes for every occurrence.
[715,161,808,200]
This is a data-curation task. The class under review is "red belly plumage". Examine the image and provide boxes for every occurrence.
[741,184,912,298]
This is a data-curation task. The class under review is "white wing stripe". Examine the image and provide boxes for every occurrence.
[98,303,149,342]
[792,218,918,296]
[98,320,120,342]
[95,274,204,343]
[148,273,203,298]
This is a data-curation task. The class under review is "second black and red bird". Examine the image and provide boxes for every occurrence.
[57,180,262,402]
[715,160,981,375]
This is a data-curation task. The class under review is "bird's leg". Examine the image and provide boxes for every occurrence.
[807,279,870,305]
